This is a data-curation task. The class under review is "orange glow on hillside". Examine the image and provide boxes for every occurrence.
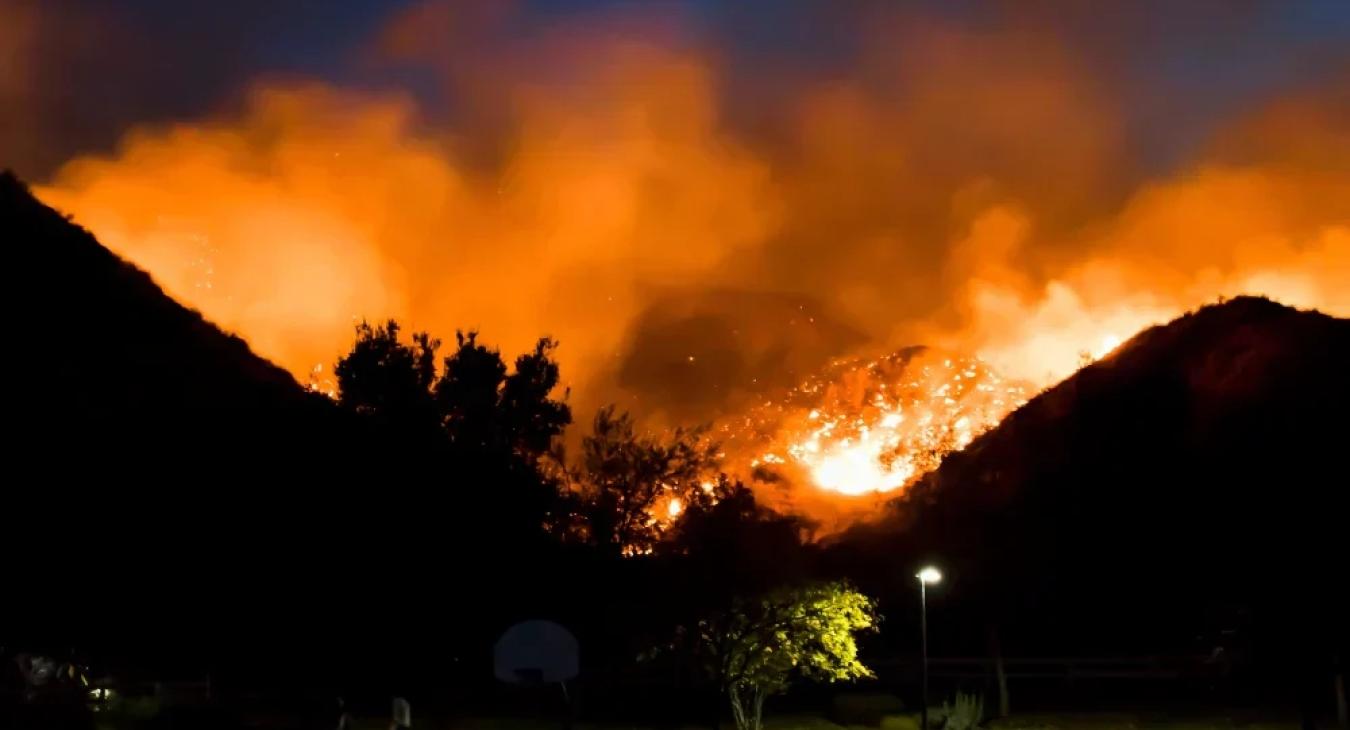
[718,349,1029,513]
[23,6,1348,527]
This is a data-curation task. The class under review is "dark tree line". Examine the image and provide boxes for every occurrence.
[332,322,573,539]
[331,319,813,564]
[329,319,831,720]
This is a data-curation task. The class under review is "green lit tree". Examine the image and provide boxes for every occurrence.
[686,581,878,730]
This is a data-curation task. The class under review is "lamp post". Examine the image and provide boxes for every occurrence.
[916,566,942,730]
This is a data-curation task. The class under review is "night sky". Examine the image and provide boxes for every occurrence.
[5,0,1349,179]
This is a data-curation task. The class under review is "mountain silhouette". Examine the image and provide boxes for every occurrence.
[4,171,350,438]
[6,166,1346,699]
[1,171,414,656]
[835,296,1349,689]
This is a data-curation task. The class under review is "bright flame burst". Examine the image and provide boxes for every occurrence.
[1093,333,1123,360]
[305,363,338,400]
[724,348,1032,498]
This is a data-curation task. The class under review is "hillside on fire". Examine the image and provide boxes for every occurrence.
[834,296,1350,684]
[8,159,1347,667]
[1,163,1347,721]
[9,4,1350,728]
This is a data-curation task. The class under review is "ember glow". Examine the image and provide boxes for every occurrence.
[723,349,1030,504]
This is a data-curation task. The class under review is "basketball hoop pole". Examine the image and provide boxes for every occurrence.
[559,680,572,730]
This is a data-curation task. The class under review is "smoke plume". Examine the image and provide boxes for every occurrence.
[17,1,1350,429]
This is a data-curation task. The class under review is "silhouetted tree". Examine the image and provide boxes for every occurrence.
[437,331,510,452]
[436,332,571,460]
[335,323,572,538]
[664,479,813,593]
[501,337,572,457]
[577,406,718,555]
[334,320,441,434]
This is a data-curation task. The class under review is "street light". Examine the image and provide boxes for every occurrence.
[916,566,942,730]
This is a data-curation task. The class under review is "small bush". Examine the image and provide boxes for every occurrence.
[940,692,984,730]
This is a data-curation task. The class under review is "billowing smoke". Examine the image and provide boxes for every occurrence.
[15,0,1350,435]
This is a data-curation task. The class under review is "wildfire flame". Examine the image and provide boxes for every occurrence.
[723,348,1032,504]
[305,362,338,399]
[14,3,1346,534]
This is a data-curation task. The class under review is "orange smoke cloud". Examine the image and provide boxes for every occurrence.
[27,3,1350,449]
[37,45,776,418]
[925,86,1350,384]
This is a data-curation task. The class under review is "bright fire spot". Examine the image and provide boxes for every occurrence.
[1093,333,1123,360]
[721,348,1031,499]
[667,496,684,518]
[305,362,338,399]
[810,441,913,496]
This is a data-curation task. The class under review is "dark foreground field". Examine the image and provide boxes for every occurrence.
[304,715,1307,730]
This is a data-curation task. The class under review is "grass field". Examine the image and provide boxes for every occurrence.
[331,713,1305,730]
[87,694,1313,730]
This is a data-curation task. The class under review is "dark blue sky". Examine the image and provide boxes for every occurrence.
[6,0,1349,179]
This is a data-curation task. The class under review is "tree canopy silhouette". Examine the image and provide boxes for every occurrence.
[575,406,720,555]
[335,319,441,435]
[334,321,572,537]
[664,479,814,596]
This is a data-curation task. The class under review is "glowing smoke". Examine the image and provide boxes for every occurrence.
[16,2,1350,482]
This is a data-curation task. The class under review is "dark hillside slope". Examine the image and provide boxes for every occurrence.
[836,298,1349,687]
[2,170,355,471]
[1,171,432,655]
